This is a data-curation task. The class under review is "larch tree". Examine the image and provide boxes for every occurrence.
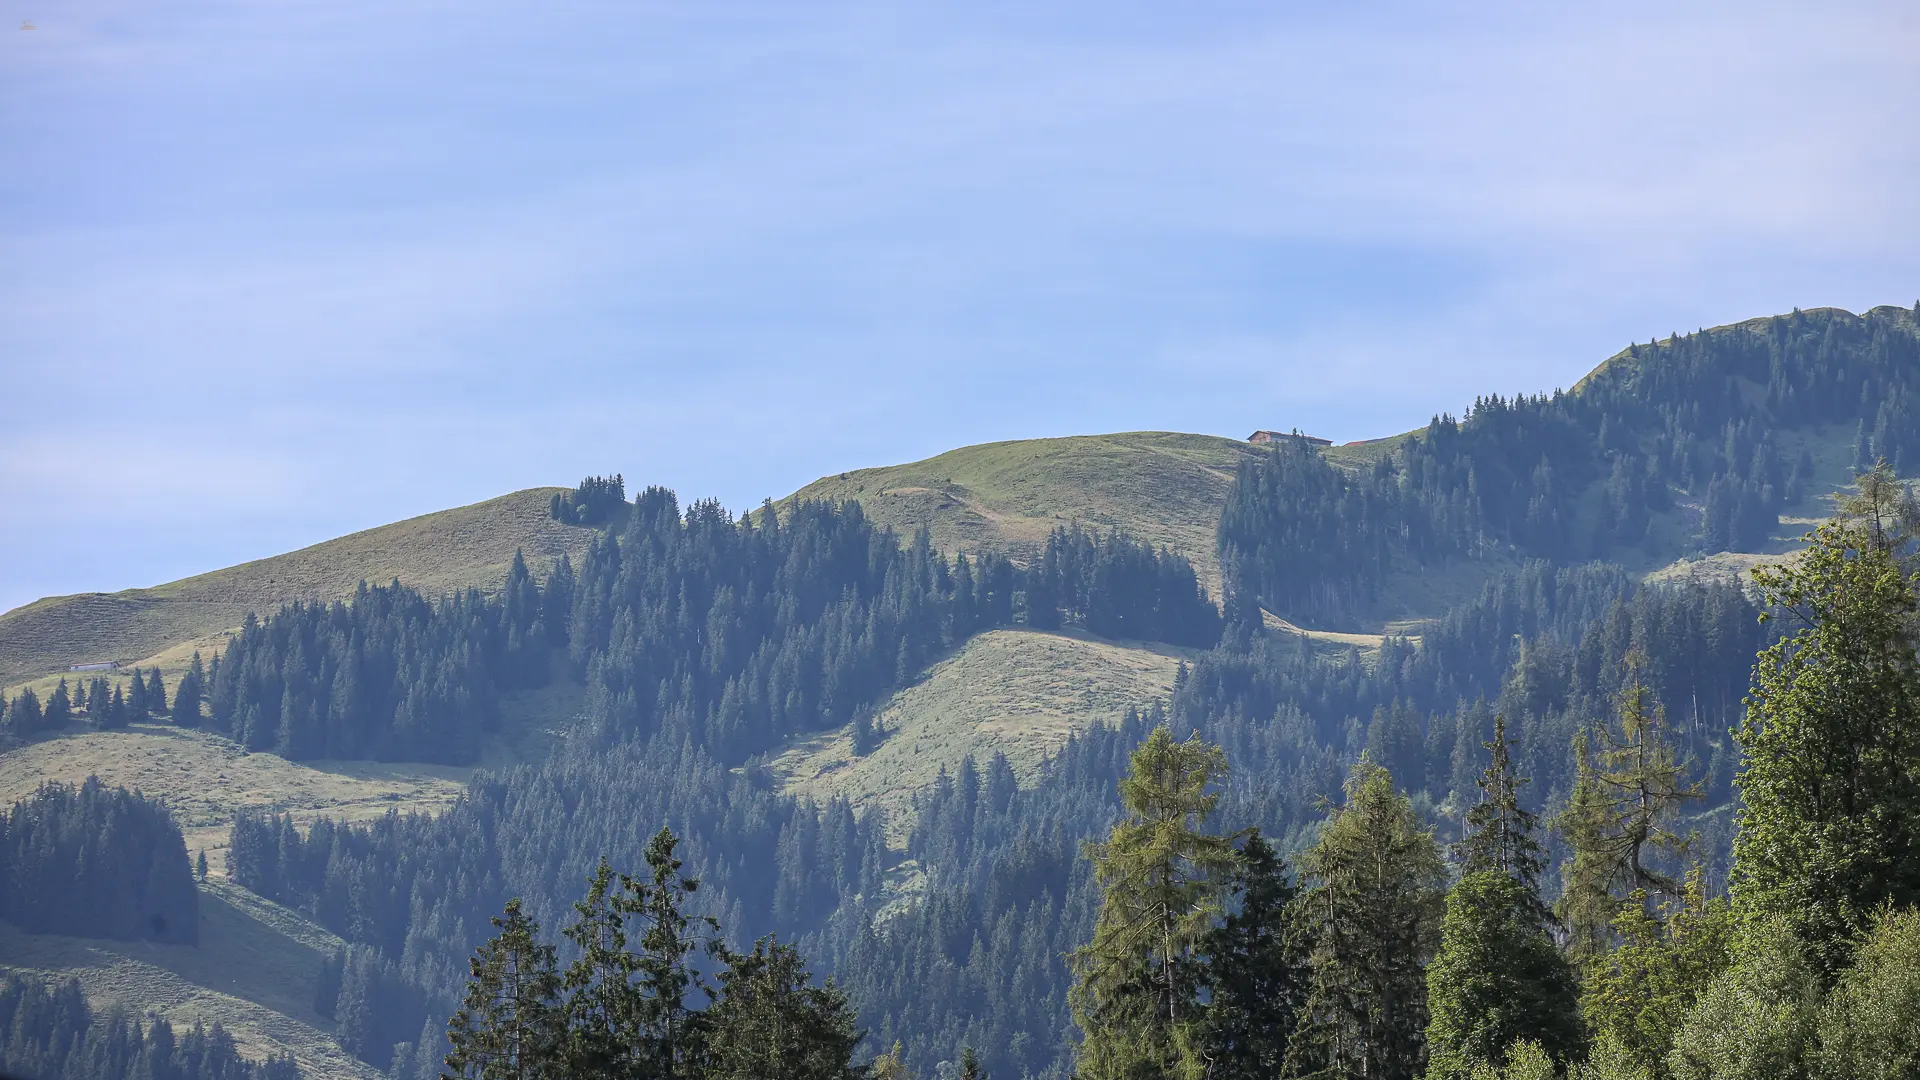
[1069,725,1238,1080]
[1556,657,1699,972]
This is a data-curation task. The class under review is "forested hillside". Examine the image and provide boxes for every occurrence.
[2,303,1918,1079]
[1221,304,1920,626]
[0,487,594,688]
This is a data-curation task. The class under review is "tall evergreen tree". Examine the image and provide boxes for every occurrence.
[45,679,72,727]
[617,827,719,1080]
[173,652,206,727]
[1287,758,1446,1080]
[1187,831,1307,1080]
[1455,713,1546,892]
[558,860,641,1080]
[703,937,863,1080]
[1426,719,1579,1078]
[1069,726,1237,1080]
[147,668,168,717]
[1733,467,1920,977]
[444,898,563,1080]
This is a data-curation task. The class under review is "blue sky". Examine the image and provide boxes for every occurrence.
[2,1,1917,614]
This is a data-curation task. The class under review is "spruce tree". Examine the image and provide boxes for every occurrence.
[1188,830,1307,1080]
[10,689,42,733]
[147,668,168,716]
[703,936,863,1080]
[444,898,563,1080]
[1733,467,1920,976]
[559,859,641,1080]
[44,680,71,727]
[1426,718,1579,1078]
[1069,726,1237,1080]
[1455,713,1546,891]
[1288,758,1446,1080]
[173,652,205,727]
[616,827,719,1079]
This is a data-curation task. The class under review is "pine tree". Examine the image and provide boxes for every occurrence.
[197,851,209,881]
[1287,758,1447,1080]
[958,1046,984,1080]
[703,936,863,1080]
[1733,465,1920,977]
[444,898,563,1080]
[1187,831,1307,1080]
[1069,726,1237,1080]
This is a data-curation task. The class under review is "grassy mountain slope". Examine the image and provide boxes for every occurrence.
[769,627,1190,835]
[0,487,594,687]
[0,721,472,867]
[785,431,1264,597]
[0,877,378,1080]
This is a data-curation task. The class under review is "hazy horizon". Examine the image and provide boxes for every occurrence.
[4,1,1918,615]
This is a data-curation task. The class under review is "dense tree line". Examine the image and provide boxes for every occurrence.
[0,973,300,1080]
[1047,472,1920,1080]
[1218,437,1478,624]
[1221,305,1920,624]
[0,778,198,943]
[203,555,561,763]
[1025,526,1222,646]
[199,493,1207,769]
[824,554,1775,1078]
[0,663,202,738]
[426,828,864,1080]
[552,473,629,525]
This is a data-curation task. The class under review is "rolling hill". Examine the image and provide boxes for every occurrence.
[784,430,1265,598]
[0,487,595,690]
[769,626,1193,834]
[3,303,1912,1079]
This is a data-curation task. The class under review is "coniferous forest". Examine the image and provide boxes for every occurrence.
[0,779,199,944]
[2,305,1919,1079]
[0,973,301,1080]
